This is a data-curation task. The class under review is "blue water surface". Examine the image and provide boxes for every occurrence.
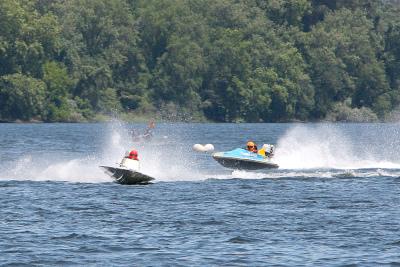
[1,123,400,266]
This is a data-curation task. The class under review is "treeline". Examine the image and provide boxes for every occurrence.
[1,0,400,122]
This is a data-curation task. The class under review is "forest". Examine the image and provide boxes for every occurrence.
[1,0,400,122]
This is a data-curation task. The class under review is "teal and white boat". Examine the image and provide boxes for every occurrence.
[212,148,279,170]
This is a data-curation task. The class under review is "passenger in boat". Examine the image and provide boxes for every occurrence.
[258,144,275,158]
[246,141,258,153]
[120,149,140,171]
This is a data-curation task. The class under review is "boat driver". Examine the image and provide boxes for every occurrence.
[120,149,140,171]
[246,141,258,153]
[128,150,139,160]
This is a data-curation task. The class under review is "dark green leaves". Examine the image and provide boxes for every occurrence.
[0,0,398,122]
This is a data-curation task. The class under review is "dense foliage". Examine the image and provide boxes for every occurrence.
[1,0,400,122]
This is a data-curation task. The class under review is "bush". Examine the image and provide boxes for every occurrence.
[326,102,378,122]
[0,74,46,121]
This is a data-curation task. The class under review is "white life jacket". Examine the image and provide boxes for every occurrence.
[120,158,140,171]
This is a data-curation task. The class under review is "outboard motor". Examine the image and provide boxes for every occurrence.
[262,144,275,157]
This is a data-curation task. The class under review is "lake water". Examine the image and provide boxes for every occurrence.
[1,122,400,266]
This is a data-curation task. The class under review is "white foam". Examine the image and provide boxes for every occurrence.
[2,123,400,183]
[0,121,129,183]
[0,155,111,183]
[100,120,204,182]
[274,125,400,170]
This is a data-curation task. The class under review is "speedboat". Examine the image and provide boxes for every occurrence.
[100,166,155,185]
[100,156,155,185]
[212,148,279,170]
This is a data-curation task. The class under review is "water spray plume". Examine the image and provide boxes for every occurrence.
[274,125,400,170]
[3,123,400,183]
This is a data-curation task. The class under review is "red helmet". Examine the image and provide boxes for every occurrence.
[129,150,139,160]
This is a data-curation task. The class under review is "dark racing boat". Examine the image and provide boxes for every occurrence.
[100,166,155,185]
[212,148,279,170]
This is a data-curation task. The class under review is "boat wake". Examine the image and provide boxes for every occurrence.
[206,168,400,181]
[206,124,400,181]
[0,155,111,183]
[0,121,204,183]
[274,124,400,170]
[1,123,400,183]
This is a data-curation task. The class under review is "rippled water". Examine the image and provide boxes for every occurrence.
[1,122,400,265]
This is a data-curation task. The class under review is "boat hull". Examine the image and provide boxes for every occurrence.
[100,166,155,185]
[212,149,279,170]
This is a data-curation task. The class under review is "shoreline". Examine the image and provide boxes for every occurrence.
[0,119,389,124]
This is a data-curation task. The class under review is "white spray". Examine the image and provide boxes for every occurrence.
[274,124,400,169]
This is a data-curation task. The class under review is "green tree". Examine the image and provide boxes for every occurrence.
[304,9,390,118]
[0,73,46,120]
[0,0,60,77]
[56,0,145,113]
[42,61,76,121]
